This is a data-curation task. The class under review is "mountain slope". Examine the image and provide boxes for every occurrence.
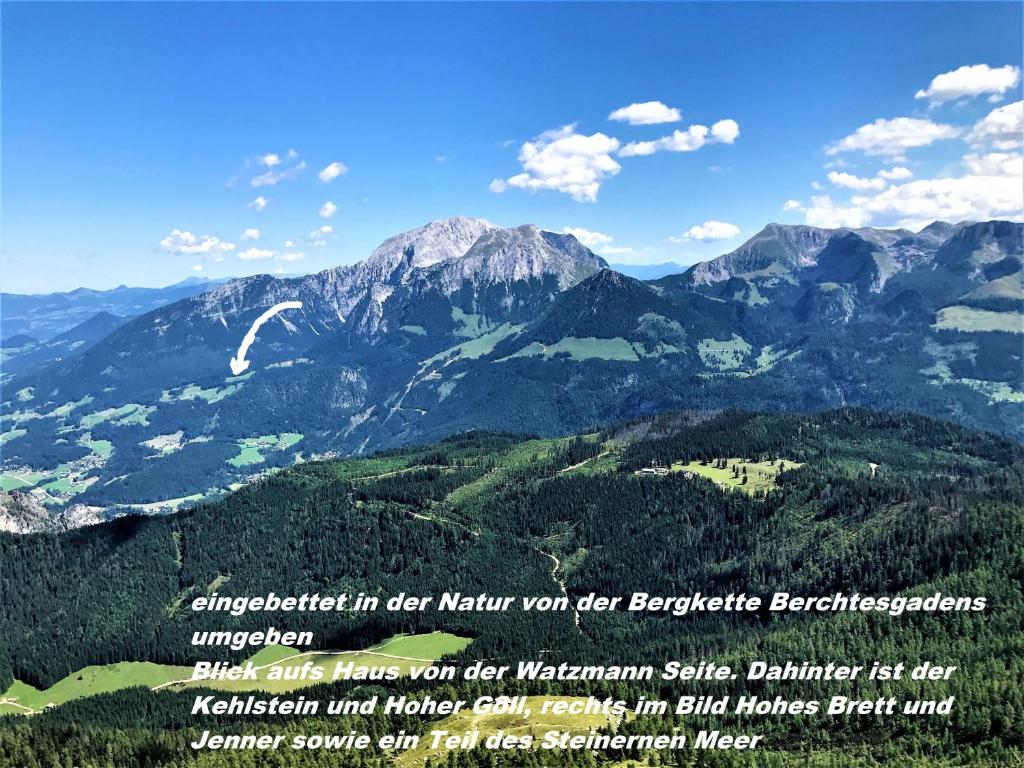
[2,219,1020,526]
[1,410,1022,766]
[0,311,128,375]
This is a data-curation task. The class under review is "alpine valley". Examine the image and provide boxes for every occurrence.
[2,216,1021,531]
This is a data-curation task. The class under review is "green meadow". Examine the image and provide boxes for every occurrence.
[1,632,470,714]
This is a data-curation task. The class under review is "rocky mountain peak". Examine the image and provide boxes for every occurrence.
[686,224,839,286]
[363,216,497,281]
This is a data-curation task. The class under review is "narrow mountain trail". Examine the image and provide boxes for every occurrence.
[558,450,610,475]
[381,361,433,428]
[0,699,36,715]
[537,549,581,631]
[351,464,449,482]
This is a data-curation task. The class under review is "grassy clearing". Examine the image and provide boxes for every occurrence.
[174,632,471,695]
[399,325,427,336]
[121,492,209,513]
[543,337,640,361]
[265,358,312,369]
[559,450,617,476]
[446,437,572,511]
[754,344,786,371]
[141,431,185,454]
[0,470,47,491]
[954,378,1024,403]
[933,305,1022,333]
[734,280,769,306]
[425,324,523,366]
[0,428,27,445]
[0,410,39,426]
[80,435,114,459]
[501,336,641,362]
[394,696,620,767]
[1,632,470,714]
[921,338,1023,403]
[962,273,1023,302]
[670,457,801,495]
[160,373,252,404]
[372,632,472,659]
[451,307,494,339]
[698,334,753,370]
[46,395,94,419]
[41,476,94,496]
[227,433,304,467]
[323,456,416,482]
[80,403,155,429]
[2,662,194,713]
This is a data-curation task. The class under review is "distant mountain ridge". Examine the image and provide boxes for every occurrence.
[0,311,128,375]
[609,262,686,280]
[1,277,229,342]
[1,216,1020,531]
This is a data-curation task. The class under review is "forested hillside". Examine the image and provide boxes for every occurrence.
[1,409,1022,766]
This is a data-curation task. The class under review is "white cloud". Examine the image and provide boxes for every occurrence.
[306,224,334,247]
[849,172,1024,230]
[826,117,961,157]
[502,124,622,202]
[801,150,1023,231]
[710,119,740,144]
[878,166,913,181]
[237,247,276,261]
[620,119,739,157]
[241,228,261,241]
[963,151,1024,177]
[489,178,507,194]
[280,252,306,262]
[160,230,236,256]
[249,196,268,212]
[191,264,203,272]
[782,199,803,211]
[967,100,1023,150]
[251,160,306,187]
[827,166,914,191]
[915,64,1021,104]
[827,171,887,191]
[677,220,741,242]
[608,101,682,125]
[561,226,613,248]
[319,201,338,219]
[258,153,281,167]
[802,195,873,229]
[318,161,349,183]
[800,93,1023,230]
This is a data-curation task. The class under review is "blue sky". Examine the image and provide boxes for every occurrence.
[3,2,1022,293]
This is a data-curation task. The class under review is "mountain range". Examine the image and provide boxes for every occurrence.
[1,216,1021,530]
[0,276,227,342]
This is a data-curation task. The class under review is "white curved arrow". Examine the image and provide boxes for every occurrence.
[229,301,303,375]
